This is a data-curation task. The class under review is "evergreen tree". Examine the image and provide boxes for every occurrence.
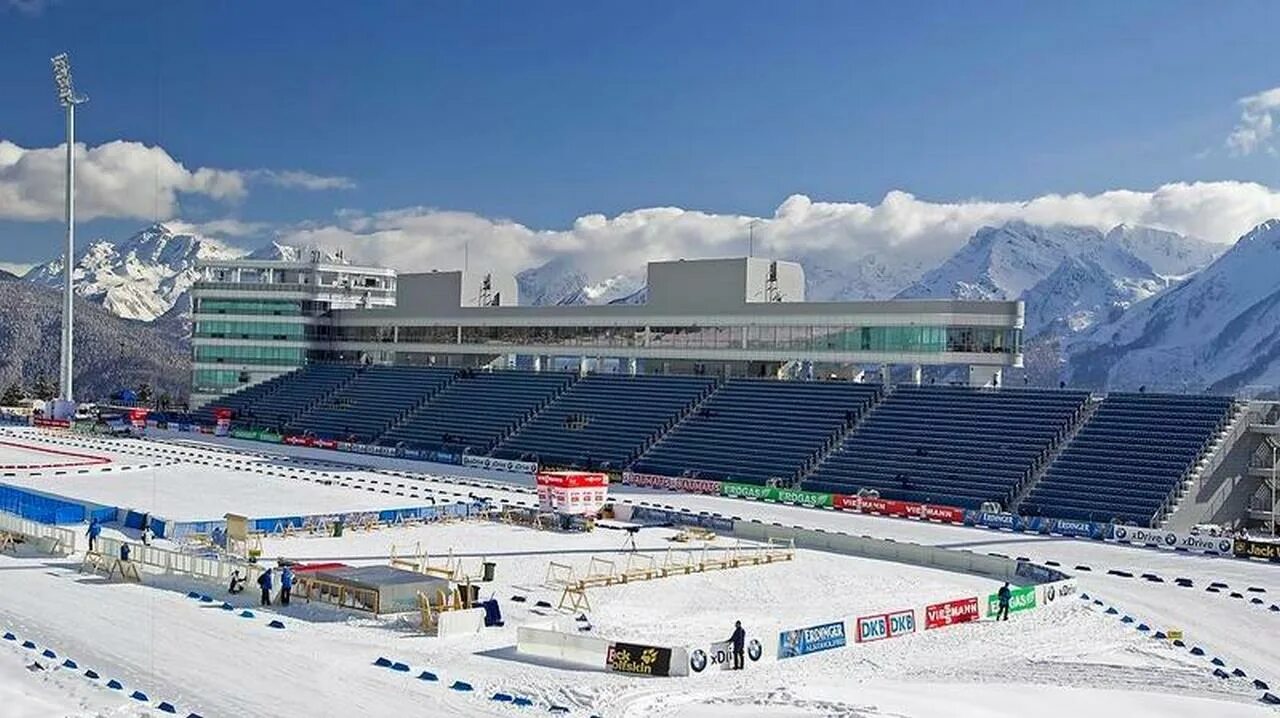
[32,376,56,401]
[1,383,24,406]
[137,382,153,404]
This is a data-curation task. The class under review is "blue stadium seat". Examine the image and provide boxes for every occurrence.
[287,365,456,442]
[1021,392,1235,526]
[631,379,883,485]
[804,385,1090,509]
[381,370,576,454]
[495,374,715,470]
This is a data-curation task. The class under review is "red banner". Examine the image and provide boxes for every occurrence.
[922,504,966,523]
[925,597,979,630]
[621,471,721,495]
[284,435,312,446]
[314,438,338,450]
[33,417,72,429]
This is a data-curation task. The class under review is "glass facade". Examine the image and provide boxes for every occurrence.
[195,298,303,315]
[192,368,249,393]
[193,320,305,340]
[194,345,305,365]
[331,323,1020,355]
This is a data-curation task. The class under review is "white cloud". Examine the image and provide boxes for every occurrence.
[165,218,272,239]
[278,181,1280,284]
[3,0,53,15]
[0,139,353,223]
[250,170,355,191]
[1226,87,1280,156]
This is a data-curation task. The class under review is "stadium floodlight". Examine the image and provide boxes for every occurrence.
[51,52,88,407]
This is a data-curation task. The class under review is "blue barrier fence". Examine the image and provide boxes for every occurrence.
[0,484,86,524]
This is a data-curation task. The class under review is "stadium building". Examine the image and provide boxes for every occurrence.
[191,254,1023,406]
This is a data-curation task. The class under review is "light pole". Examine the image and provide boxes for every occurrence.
[51,53,87,408]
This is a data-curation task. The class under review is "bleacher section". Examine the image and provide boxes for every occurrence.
[286,365,457,442]
[231,365,358,431]
[496,374,716,470]
[1020,393,1235,526]
[190,372,294,426]
[631,380,883,486]
[195,368,1242,527]
[804,385,1090,510]
[382,371,576,454]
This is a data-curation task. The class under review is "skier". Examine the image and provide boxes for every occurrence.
[86,519,101,553]
[996,582,1012,621]
[140,515,152,546]
[257,567,273,606]
[729,620,746,670]
[279,565,294,606]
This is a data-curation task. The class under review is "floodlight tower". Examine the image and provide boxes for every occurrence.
[51,53,87,405]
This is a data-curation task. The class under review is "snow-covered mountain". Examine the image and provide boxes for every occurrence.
[515,257,645,306]
[894,221,1216,338]
[802,253,927,301]
[24,222,245,321]
[1067,219,1280,393]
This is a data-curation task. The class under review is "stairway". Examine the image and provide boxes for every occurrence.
[1008,395,1101,513]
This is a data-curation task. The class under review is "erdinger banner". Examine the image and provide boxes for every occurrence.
[925,597,979,629]
[1234,538,1280,562]
[777,621,847,659]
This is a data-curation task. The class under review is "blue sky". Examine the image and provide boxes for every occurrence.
[3,0,1280,272]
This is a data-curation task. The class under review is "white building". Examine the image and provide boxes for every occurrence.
[190,256,1023,406]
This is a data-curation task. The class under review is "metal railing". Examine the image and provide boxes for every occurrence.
[0,510,77,554]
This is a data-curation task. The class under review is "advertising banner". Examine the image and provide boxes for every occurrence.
[777,621,847,659]
[1234,538,1280,562]
[855,609,916,643]
[921,504,966,523]
[606,642,674,676]
[231,428,259,440]
[461,455,538,474]
[1045,518,1106,540]
[925,597,980,630]
[969,511,1022,531]
[1036,579,1078,606]
[630,507,734,533]
[721,482,774,501]
[1110,526,1177,548]
[985,586,1037,618]
[284,435,312,447]
[689,640,736,673]
[774,488,834,508]
[621,472,722,495]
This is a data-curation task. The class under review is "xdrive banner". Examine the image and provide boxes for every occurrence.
[777,621,847,659]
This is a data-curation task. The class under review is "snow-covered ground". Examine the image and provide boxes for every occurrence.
[0,427,1277,717]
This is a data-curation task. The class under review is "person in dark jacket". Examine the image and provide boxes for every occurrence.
[86,519,101,553]
[729,620,746,670]
[228,569,246,595]
[997,582,1011,621]
[257,567,273,606]
[280,566,294,606]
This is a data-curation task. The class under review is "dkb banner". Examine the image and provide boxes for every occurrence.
[606,642,674,676]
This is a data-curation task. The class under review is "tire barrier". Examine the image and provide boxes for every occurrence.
[1083,593,1276,705]
[2,625,206,715]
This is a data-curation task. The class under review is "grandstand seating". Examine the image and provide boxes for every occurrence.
[190,371,294,427]
[286,365,457,442]
[495,374,716,470]
[229,364,358,431]
[1020,393,1235,526]
[631,379,883,485]
[381,370,575,454]
[804,385,1090,510]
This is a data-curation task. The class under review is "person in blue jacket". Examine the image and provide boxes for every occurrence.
[279,566,294,606]
[87,517,101,550]
[996,582,1012,621]
[257,567,273,606]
